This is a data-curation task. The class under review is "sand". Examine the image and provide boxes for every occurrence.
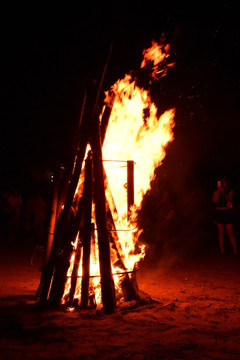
[1,245,240,360]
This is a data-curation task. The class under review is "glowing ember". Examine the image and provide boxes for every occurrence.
[62,39,175,308]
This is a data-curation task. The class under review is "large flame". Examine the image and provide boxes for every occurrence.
[62,39,175,308]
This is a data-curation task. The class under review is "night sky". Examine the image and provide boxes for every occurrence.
[1,3,239,203]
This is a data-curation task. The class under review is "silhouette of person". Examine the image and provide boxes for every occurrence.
[1,187,22,243]
[25,192,47,247]
[212,177,238,256]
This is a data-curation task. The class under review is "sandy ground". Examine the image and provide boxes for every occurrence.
[0,245,240,360]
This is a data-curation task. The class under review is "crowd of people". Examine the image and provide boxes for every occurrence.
[0,176,239,259]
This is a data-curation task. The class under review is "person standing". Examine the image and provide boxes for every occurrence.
[212,177,238,256]
[1,187,22,243]
[25,191,47,247]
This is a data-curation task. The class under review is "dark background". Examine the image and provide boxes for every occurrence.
[1,2,240,255]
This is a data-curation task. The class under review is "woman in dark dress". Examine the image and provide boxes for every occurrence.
[212,177,238,255]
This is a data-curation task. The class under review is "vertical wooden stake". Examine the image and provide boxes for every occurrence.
[127,160,134,221]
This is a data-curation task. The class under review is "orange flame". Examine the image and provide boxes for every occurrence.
[141,40,175,80]
[102,74,175,271]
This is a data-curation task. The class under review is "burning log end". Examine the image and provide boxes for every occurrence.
[48,242,75,306]
[119,274,140,302]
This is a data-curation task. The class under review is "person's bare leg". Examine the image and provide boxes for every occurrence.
[217,223,225,255]
[226,223,238,255]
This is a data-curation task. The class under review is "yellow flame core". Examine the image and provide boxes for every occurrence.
[103,75,175,210]
[62,40,175,307]
[102,74,175,271]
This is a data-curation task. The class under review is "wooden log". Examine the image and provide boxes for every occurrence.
[48,193,85,305]
[100,91,116,143]
[40,99,114,305]
[39,140,88,305]
[103,166,124,263]
[104,162,139,301]
[56,90,87,221]
[67,236,82,306]
[52,52,113,303]
[99,94,139,300]
[106,205,125,267]
[48,92,114,306]
[39,42,114,307]
[106,206,139,301]
[39,94,92,305]
[36,164,61,299]
[90,223,97,263]
[91,117,116,314]
[106,202,140,301]
[91,42,113,128]
[99,92,127,266]
[126,160,140,298]
[55,41,113,250]
[48,209,79,305]
[44,165,62,267]
[80,152,93,308]
[127,160,134,221]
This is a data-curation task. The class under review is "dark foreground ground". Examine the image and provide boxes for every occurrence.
[0,243,240,360]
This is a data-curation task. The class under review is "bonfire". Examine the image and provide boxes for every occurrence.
[37,39,175,314]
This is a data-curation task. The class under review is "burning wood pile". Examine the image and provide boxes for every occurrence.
[37,40,175,314]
